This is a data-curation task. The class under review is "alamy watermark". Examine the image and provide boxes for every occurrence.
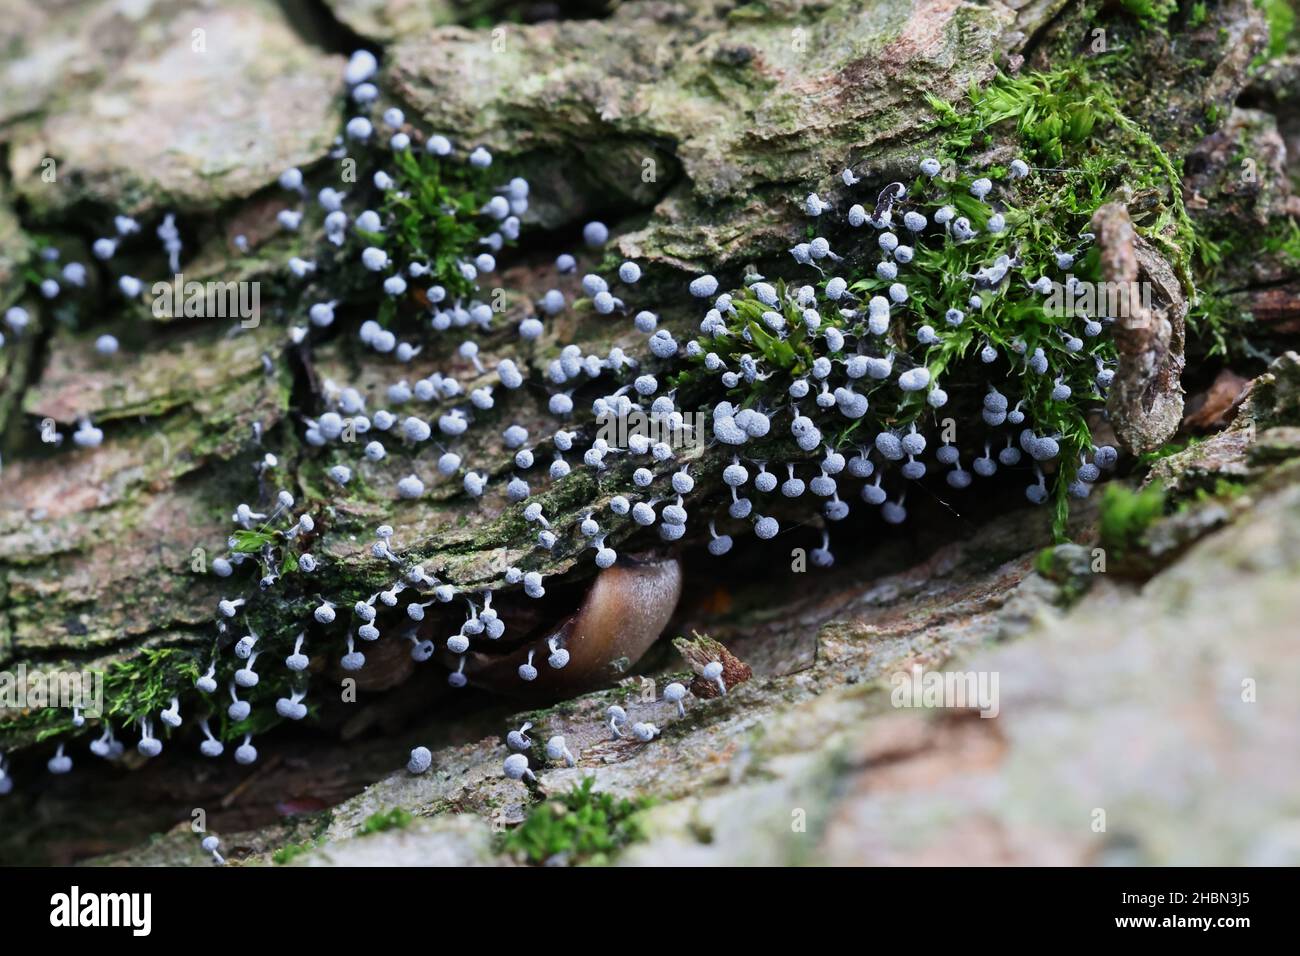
[890,665,999,718]
[594,409,706,452]
[0,664,104,714]
[1043,274,1151,325]
[50,886,151,936]
[151,273,260,326]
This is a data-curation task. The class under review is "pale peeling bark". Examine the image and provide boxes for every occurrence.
[1092,202,1187,455]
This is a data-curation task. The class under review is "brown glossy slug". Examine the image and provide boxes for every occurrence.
[462,555,682,699]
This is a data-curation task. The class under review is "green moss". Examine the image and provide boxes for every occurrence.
[921,67,1184,533]
[1262,220,1300,264]
[4,646,206,747]
[1139,436,1203,466]
[1118,0,1177,27]
[1192,217,1296,357]
[272,839,320,865]
[269,809,333,864]
[1181,477,1248,508]
[499,777,653,865]
[1033,542,1098,605]
[373,149,496,300]
[230,529,276,553]
[1034,545,1060,576]
[1098,482,1167,555]
[934,66,1196,274]
[1256,0,1296,58]
[102,648,201,727]
[668,73,1195,547]
[358,807,414,835]
[917,61,1247,533]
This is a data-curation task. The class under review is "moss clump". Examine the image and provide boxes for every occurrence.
[917,64,1198,534]
[7,646,203,746]
[673,96,1128,533]
[101,648,200,720]
[1139,436,1204,466]
[364,147,496,300]
[1034,542,1098,605]
[930,65,1196,277]
[500,777,653,865]
[1191,195,1297,359]
[1256,0,1296,58]
[1098,482,1168,556]
[357,807,415,836]
[269,809,333,864]
[1181,477,1248,508]
[1262,220,1300,265]
[1118,0,1178,27]
[272,838,323,865]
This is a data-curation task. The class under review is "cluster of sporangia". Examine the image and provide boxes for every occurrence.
[412,663,728,786]
[691,159,1123,535]
[4,49,1120,793]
